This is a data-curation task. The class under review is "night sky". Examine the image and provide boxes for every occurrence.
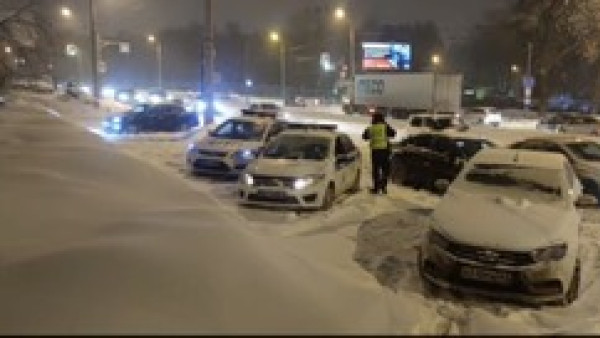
[57,0,510,41]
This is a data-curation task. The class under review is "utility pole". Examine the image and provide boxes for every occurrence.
[203,0,215,125]
[280,40,286,104]
[89,0,99,103]
[524,42,533,111]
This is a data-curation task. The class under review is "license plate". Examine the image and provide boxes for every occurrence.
[460,266,512,285]
[257,190,286,198]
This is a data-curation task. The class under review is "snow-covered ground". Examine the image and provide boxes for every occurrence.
[3,92,600,334]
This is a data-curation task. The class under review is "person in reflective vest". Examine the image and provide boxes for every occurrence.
[362,112,397,194]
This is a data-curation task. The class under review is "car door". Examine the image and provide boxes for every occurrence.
[334,136,354,191]
[340,134,360,189]
[429,135,455,181]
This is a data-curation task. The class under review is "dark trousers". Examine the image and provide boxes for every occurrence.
[371,149,390,191]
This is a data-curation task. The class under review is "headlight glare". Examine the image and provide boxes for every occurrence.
[243,173,254,186]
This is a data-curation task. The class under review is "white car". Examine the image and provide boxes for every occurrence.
[419,148,594,305]
[464,107,502,127]
[239,125,361,210]
[186,112,285,176]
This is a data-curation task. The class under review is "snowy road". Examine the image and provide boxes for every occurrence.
[2,93,600,334]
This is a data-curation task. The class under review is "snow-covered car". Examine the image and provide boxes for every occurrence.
[511,135,600,204]
[186,112,286,176]
[419,148,595,305]
[537,114,600,135]
[463,107,502,127]
[239,124,361,210]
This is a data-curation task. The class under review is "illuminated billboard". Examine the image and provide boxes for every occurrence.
[362,42,411,71]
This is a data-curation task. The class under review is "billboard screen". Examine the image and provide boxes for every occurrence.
[362,42,411,71]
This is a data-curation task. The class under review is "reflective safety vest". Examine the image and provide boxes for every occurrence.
[369,124,388,150]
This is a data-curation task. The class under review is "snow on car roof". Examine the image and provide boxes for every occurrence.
[519,134,599,144]
[279,129,339,139]
[471,148,566,170]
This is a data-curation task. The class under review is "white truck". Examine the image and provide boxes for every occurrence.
[344,73,463,118]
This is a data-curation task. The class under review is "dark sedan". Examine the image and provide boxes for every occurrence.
[103,104,199,134]
[390,132,495,193]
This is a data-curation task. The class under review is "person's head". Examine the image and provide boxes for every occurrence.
[372,112,385,124]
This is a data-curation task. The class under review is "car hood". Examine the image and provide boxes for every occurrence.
[432,188,571,251]
[247,158,327,178]
[195,137,262,154]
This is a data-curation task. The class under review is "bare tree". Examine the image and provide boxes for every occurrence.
[0,0,56,88]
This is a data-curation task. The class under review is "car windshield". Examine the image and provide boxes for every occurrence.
[212,119,266,141]
[567,142,600,161]
[455,139,494,158]
[462,164,563,203]
[262,135,330,161]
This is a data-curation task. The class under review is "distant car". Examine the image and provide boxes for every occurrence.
[31,80,54,94]
[102,104,198,134]
[390,132,496,192]
[510,135,600,204]
[243,102,281,115]
[407,113,465,135]
[463,107,502,127]
[419,148,593,306]
[537,114,600,135]
[186,112,286,176]
[239,124,361,210]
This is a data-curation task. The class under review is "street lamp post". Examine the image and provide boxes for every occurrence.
[148,34,163,90]
[269,31,286,104]
[431,54,441,117]
[334,7,356,111]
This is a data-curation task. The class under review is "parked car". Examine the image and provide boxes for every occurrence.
[463,107,503,127]
[406,113,466,136]
[510,135,600,205]
[102,103,198,134]
[419,148,594,305]
[239,124,361,210]
[537,114,600,135]
[390,132,496,192]
[186,111,286,176]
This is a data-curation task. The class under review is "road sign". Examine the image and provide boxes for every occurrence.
[522,75,535,89]
[119,42,130,54]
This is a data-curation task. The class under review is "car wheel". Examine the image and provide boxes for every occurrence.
[349,169,361,193]
[562,259,581,306]
[391,161,408,186]
[321,185,335,211]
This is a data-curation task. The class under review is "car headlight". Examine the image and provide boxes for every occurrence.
[242,173,254,186]
[234,149,257,161]
[532,243,567,262]
[428,229,450,251]
[293,174,325,190]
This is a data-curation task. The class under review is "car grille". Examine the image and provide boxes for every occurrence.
[193,159,229,172]
[248,193,298,204]
[252,175,295,189]
[198,150,228,158]
[446,241,534,267]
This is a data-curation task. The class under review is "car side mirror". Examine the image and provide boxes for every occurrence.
[576,194,598,208]
[433,179,450,194]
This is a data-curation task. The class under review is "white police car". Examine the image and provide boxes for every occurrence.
[239,124,361,210]
[186,111,285,176]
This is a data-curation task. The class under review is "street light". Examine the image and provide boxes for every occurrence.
[333,6,356,111]
[4,46,11,54]
[511,64,520,73]
[269,30,285,103]
[147,34,163,90]
[60,6,72,18]
[431,54,442,116]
